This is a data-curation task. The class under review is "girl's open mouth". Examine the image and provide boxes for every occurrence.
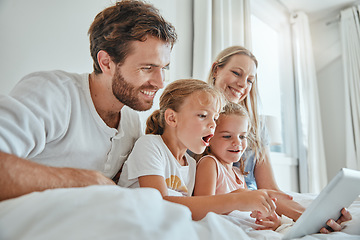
[202,134,214,146]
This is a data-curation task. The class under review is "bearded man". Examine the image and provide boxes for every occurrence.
[0,0,177,201]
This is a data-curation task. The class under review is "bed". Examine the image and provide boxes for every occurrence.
[0,185,359,240]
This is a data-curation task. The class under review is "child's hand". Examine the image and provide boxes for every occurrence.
[252,211,281,231]
[242,189,277,219]
[232,189,291,219]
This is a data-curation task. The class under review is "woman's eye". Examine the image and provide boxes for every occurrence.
[239,135,247,140]
[198,114,207,118]
[222,135,231,139]
[247,79,254,85]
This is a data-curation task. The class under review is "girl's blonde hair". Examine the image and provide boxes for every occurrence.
[208,46,264,162]
[146,79,225,135]
[197,102,252,175]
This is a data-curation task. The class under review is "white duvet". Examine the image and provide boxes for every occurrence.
[0,185,359,240]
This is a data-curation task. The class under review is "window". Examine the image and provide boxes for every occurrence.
[251,0,298,158]
[251,14,283,152]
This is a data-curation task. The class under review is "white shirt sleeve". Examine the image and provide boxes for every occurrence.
[125,135,166,180]
[0,72,70,158]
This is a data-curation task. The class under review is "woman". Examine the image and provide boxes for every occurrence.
[208,46,351,233]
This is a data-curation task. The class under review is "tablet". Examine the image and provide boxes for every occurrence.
[283,168,360,239]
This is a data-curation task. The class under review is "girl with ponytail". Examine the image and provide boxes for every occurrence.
[119,79,290,221]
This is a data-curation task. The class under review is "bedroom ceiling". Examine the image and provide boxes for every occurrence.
[278,0,358,19]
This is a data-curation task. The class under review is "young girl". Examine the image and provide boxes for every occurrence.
[194,102,250,196]
[193,102,281,230]
[119,79,290,221]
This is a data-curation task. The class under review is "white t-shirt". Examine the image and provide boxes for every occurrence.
[118,135,196,196]
[0,70,143,178]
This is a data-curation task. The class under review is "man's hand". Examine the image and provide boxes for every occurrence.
[0,151,115,201]
[66,168,116,186]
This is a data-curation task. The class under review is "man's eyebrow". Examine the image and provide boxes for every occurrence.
[139,63,159,67]
[139,63,170,69]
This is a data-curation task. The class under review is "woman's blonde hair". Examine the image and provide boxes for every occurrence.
[146,79,225,135]
[196,102,252,174]
[208,46,264,162]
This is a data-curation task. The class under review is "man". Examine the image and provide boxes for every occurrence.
[0,0,177,201]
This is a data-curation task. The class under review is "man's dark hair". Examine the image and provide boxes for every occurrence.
[88,0,177,74]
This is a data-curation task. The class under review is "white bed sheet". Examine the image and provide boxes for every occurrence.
[223,192,360,240]
[0,186,359,240]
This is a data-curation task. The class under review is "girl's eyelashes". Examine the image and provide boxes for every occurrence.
[231,70,240,77]
[221,134,248,140]
[197,112,219,120]
[239,135,247,140]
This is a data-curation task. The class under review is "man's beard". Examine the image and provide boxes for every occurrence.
[112,67,155,111]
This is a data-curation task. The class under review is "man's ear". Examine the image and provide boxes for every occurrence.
[97,50,116,75]
[164,108,177,127]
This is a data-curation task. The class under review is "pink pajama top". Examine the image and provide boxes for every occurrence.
[198,155,246,194]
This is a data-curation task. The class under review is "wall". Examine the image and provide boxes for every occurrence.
[0,0,107,95]
[309,11,347,181]
[0,0,193,94]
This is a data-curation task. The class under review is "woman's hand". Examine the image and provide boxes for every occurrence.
[320,208,352,233]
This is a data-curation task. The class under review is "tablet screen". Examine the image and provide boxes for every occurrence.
[283,168,360,239]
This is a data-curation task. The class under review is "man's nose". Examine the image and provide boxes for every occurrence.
[150,68,165,89]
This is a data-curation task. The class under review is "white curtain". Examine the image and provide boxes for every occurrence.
[340,5,360,170]
[192,0,251,80]
[290,12,327,193]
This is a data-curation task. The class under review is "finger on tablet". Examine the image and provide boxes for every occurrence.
[338,208,352,223]
[320,227,331,234]
[326,219,342,232]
